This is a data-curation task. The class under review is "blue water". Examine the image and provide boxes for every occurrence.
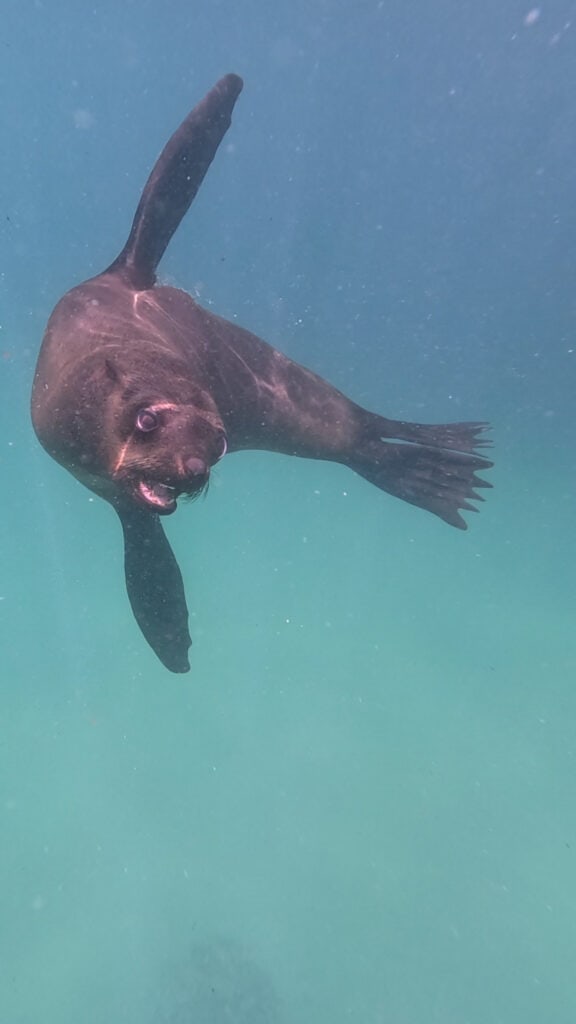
[1,1,576,1020]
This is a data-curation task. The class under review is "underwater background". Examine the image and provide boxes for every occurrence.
[1,1,576,1020]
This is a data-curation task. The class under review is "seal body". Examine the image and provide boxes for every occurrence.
[31,74,492,673]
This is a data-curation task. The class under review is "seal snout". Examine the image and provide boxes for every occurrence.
[178,454,211,501]
[184,456,208,479]
[182,455,210,495]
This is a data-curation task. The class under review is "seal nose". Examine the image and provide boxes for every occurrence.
[184,456,208,478]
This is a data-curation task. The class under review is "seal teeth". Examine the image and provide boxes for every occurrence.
[138,480,177,509]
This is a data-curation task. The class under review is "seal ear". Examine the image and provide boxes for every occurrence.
[116,506,191,672]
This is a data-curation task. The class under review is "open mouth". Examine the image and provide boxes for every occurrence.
[137,480,178,513]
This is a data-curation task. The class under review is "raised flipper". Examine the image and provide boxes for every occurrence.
[350,417,492,530]
[106,73,243,290]
[118,507,191,672]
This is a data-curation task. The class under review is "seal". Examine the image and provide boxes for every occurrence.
[31,73,492,673]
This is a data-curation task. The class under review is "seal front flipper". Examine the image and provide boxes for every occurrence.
[118,506,191,672]
[107,72,243,289]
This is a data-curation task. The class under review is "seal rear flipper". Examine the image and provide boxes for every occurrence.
[350,419,493,530]
[117,507,191,672]
[106,73,243,290]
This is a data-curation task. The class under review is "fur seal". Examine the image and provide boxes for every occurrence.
[31,73,492,673]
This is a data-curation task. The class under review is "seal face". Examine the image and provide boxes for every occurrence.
[31,74,492,673]
[102,354,227,513]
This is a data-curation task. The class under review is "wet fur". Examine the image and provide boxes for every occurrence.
[31,74,492,673]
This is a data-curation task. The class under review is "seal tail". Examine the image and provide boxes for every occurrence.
[350,417,492,530]
[107,73,244,290]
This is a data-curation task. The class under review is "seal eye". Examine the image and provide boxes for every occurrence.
[215,434,227,462]
[136,409,159,433]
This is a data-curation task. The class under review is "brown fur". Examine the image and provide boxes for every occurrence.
[31,75,492,672]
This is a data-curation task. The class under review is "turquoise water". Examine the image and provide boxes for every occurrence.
[2,1,576,1021]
